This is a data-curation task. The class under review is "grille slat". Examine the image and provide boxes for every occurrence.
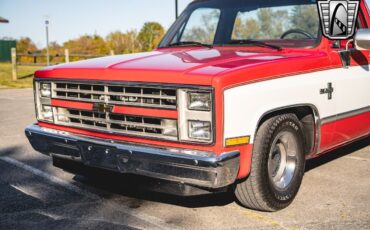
[62,113,170,130]
[52,82,177,109]
[54,107,178,141]
[54,88,176,100]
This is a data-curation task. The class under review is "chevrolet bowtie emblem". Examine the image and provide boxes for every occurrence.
[93,103,113,113]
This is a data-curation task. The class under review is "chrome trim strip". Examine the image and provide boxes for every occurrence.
[321,106,370,125]
[26,125,215,159]
[252,104,321,157]
[34,78,213,91]
[35,78,216,146]
[25,124,239,188]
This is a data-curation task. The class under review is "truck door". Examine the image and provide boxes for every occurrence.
[330,8,370,148]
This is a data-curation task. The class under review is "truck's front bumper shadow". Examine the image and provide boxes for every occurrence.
[25,125,240,191]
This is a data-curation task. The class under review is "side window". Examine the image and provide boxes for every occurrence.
[175,8,221,45]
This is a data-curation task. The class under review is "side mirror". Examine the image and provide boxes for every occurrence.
[354,29,370,50]
[339,29,370,68]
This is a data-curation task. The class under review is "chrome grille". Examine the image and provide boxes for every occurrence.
[52,82,177,109]
[54,107,178,140]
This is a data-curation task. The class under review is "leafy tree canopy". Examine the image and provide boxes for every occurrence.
[138,22,165,51]
[63,35,109,55]
[106,30,141,54]
[16,37,37,53]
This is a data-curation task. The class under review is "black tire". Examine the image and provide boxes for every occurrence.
[234,113,306,211]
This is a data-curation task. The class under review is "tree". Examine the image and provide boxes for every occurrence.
[290,5,320,38]
[106,30,141,54]
[48,41,63,55]
[232,9,289,40]
[46,41,64,63]
[138,22,165,51]
[16,37,38,63]
[232,17,260,39]
[63,35,109,55]
[16,37,37,53]
[257,8,289,39]
[181,9,220,44]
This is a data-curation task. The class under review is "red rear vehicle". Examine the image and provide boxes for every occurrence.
[26,0,370,211]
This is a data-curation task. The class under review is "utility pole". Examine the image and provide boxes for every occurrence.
[45,20,50,66]
[175,0,178,19]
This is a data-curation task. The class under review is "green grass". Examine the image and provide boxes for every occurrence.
[0,63,43,88]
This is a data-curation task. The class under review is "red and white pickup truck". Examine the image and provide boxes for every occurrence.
[26,0,370,211]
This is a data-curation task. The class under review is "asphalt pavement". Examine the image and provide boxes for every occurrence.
[0,88,369,230]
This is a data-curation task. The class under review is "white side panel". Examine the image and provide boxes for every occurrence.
[224,66,370,143]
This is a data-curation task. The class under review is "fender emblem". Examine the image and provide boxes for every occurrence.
[93,103,113,113]
[320,82,334,100]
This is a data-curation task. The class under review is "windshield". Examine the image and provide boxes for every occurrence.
[160,0,321,48]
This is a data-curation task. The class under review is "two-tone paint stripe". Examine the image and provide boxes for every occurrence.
[321,105,370,124]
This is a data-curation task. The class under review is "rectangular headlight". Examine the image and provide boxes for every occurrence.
[188,92,211,111]
[40,105,53,122]
[40,83,51,98]
[188,120,211,140]
[35,81,53,122]
[178,88,214,144]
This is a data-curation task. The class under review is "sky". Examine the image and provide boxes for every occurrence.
[0,0,192,48]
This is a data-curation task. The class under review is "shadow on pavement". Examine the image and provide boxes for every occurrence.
[306,136,370,172]
[56,137,369,209]
[54,157,235,208]
[2,136,369,210]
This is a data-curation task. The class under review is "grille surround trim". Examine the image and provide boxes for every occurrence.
[34,79,216,145]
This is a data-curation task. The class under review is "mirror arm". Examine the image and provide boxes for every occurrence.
[339,39,354,69]
[346,39,354,51]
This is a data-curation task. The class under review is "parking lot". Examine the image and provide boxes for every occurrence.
[0,88,369,230]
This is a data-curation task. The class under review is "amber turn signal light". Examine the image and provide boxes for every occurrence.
[225,136,250,147]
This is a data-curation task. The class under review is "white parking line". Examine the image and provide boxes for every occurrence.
[0,156,96,199]
[10,184,45,201]
[0,156,179,230]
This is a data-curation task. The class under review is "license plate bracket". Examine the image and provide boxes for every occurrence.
[81,144,119,170]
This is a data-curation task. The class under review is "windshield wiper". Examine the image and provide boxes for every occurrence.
[165,41,213,48]
[228,39,282,51]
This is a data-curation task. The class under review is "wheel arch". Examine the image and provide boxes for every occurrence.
[252,104,321,157]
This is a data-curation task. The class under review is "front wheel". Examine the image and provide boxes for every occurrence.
[234,114,306,211]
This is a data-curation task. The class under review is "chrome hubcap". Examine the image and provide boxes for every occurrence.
[268,132,298,190]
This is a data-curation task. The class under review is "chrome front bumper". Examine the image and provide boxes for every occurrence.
[25,125,240,189]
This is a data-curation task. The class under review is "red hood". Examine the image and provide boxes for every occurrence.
[36,47,330,87]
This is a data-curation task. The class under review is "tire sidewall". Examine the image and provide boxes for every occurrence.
[260,115,305,209]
